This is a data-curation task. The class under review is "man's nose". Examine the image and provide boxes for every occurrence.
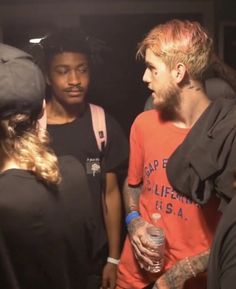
[68,70,80,85]
[143,68,150,83]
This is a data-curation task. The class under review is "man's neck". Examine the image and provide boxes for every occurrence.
[46,98,86,125]
[173,83,211,129]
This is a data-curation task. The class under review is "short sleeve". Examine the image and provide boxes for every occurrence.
[127,116,144,186]
[103,113,129,173]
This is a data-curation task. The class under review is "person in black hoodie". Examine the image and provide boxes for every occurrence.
[207,174,236,289]
[0,43,95,289]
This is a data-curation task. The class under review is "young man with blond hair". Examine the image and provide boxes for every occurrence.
[116,19,236,289]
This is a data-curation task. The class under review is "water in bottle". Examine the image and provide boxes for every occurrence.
[144,226,165,273]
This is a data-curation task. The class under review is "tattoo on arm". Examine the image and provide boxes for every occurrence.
[190,250,210,274]
[128,186,141,212]
[159,260,193,289]
[123,180,142,213]
[127,216,145,235]
[153,250,210,289]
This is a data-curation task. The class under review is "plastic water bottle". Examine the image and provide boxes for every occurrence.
[144,226,165,273]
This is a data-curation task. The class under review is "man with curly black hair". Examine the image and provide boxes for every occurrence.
[40,28,128,289]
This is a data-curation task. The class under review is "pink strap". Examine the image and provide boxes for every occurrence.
[89,103,107,151]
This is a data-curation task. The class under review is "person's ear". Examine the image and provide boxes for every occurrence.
[38,100,47,129]
[46,74,51,86]
[172,63,186,84]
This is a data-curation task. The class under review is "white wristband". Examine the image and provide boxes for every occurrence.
[107,257,120,265]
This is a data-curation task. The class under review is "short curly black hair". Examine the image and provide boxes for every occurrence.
[40,27,91,69]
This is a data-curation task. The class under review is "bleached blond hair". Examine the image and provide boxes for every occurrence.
[137,19,213,80]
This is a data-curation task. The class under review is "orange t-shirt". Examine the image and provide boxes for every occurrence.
[117,110,221,289]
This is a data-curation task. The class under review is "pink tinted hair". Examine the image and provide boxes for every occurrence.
[137,19,213,80]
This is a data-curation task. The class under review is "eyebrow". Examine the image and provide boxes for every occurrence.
[145,61,155,69]
[54,63,88,69]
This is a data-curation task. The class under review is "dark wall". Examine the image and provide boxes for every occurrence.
[82,13,203,135]
[3,12,204,136]
[214,0,236,69]
[1,1,231,136]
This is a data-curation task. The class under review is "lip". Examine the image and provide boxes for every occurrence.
[66,90,84,97]
[151,92,157,98]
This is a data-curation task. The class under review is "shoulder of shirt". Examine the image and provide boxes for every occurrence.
[134,109,158,123]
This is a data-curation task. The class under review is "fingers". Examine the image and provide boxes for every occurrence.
[101,274,108,289]
[101,263,117,289]
[140,235,162,258]
[101,279,116,289]
[132,235,161,260]
[128,217,165,273]
[131,239,155,266]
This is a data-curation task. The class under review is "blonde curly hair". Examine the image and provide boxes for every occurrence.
[0,113,61,185]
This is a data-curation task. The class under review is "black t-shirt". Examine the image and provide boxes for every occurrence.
[208,195,236,289]
[0,156,94,289]
[47,104,129,253]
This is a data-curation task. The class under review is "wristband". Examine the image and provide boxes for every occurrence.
[125,211,140,226]
[107,257,120,265]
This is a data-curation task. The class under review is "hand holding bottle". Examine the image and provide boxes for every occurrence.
[127,216,165,272]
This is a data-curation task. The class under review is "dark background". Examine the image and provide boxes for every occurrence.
[0,0,235,136]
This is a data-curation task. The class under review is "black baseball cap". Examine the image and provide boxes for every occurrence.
[0,43,45,119]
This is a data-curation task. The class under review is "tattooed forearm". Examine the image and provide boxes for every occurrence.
[127,216,145,235]
[190,250,210,274]
[127,186,141,212]
[123,179,142,213]
[158,259,193,289]
[153,250,210,289]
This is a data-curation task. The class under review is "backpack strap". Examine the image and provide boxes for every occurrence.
[89,103,107,152]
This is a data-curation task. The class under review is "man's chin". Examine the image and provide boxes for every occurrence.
[67,94,86,105]
[153,99,165,109]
